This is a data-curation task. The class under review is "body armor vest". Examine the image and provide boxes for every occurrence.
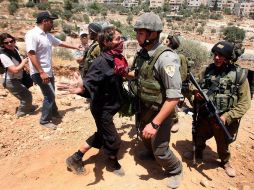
[201,63,247,113]
[130,45,172,108]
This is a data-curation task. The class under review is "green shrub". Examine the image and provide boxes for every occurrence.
[53,47,74,60]
[62,10,72,20]
[83,14,90,24]
[62,23,73,35]
[25,1,35,8]
[178,39,210,74]
[211,28,216,33]
[8,2,18,15]
[55,33,66,41]
[37,2,50,10]
[196,26,204,35]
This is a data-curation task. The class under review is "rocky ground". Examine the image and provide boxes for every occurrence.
[0,63,253,190]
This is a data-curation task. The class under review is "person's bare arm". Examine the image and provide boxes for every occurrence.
[7,58,28,74]
[142,98,179,139]
[27,50,49,84]
[59,43,80,50]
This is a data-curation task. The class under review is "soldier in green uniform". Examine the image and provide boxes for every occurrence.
[129,12,183,189]
[192,41,251,177]
[165,35,189,133]
[80,22,102,78]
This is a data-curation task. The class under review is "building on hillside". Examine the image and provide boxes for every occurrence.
[122,0,139,7]
[234,2,254,17]
[168,0,184,12]
[150,0,165,8]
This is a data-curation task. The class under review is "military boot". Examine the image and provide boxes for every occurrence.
[223,161,236,177]
[66,153,85,175]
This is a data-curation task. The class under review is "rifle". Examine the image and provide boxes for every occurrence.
[189,72,234,144]
[134,67,141,139]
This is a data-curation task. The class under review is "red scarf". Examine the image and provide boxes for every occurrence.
[106,41,128,77]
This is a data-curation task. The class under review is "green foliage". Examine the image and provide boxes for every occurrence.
[37,2,50,10]
[83,14,90,24]
[50,8,62,18]
[62,10,72,21]
[196,26,204,35]
[211,28,216,33]
[53,47,74,61]
[178,39,210,74]
[8,2,18,15]
[223,8,231,15]
[64,0,72,11]
[250,13,254,20]
[223,26,245,42]
[88,2,101,11]
[0,22,8,28]
[25,0,35,8]
[55,33,67,41]
[32,12,38,18]
[210,13,223,20]
[62,23,73,35]
[127,13,133,25]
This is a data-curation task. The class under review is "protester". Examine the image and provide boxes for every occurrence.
[59,27,127,176]
[0,33,37,117]
[25,11,80,130]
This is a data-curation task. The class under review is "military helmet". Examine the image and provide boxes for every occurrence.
[88,22,102,34]
[134,12,163,32]
[167,35,180,50]
[211,41,234,60]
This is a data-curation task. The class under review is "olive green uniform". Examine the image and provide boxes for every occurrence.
[131,43,183,175]
[80,41,100,78]
[195,63,251,163]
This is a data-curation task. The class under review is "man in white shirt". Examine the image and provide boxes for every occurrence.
[25,11,79,129]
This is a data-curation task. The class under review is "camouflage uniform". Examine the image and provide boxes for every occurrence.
[80,41,100,78]
[195,41,251,164]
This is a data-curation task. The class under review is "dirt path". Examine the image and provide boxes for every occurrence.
[0,79,253,190]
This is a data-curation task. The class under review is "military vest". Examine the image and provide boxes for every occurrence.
[82,41,100,74]
[130,45,173,108]
[201,63,248,113]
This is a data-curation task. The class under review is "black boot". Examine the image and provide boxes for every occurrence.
[66,153,85,175]
[106,157,125,176]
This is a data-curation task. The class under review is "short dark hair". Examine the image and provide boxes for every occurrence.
[36,11,58,24]
[98,28,115,51]
[0,33,16,47]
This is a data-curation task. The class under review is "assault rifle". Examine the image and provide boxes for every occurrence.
[189,72,234,145]
[134,67,141,139]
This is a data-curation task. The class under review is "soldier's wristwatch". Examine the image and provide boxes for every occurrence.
[151,121,160,129]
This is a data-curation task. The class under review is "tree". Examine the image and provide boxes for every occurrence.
[8,1,18,15]
[196,26,204,35]
[223,26,245,42]
[127,13,133,25]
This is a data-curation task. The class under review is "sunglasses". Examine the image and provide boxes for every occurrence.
[3,39,14,45]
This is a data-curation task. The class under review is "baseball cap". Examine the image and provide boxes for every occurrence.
[36,11,58,24]
[79,30,88,37]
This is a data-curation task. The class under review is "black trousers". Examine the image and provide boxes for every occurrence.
[86,110,121,156]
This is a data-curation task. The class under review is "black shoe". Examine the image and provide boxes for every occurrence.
[66,154,85,175]
[106,158,125,176]
[52,112,62,119]
[137,150,155,161]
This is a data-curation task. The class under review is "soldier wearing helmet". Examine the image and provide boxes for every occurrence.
[80,22,102,78]
[189,40,251,177]
[129,12,183,189]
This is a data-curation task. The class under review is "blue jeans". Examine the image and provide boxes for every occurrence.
[3,79,33,115]
[32,73,58,124]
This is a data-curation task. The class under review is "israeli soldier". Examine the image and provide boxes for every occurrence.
[166,35,188,133]
[80,22,102,78]
[191,41,251,177]
[129,12,183,189]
